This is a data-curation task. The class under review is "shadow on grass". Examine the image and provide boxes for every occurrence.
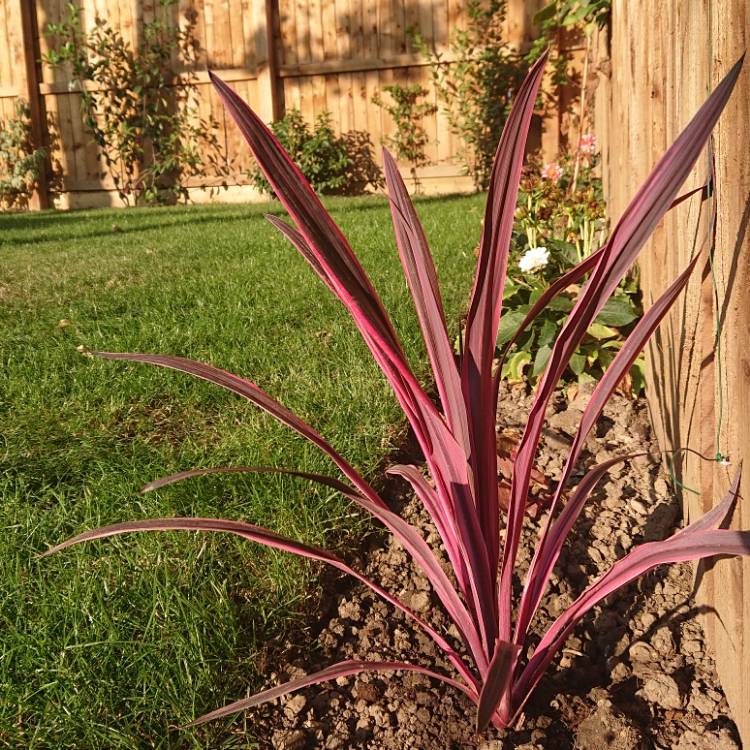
[0,193,479,249]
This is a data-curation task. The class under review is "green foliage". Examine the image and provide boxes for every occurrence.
[414,0,525,190]
[372,84,436,192]
[249,109,383,197]
[0,195,482,747]
[527,0,611,91]
[501,140,644,393]
[0,99,46,211]
[44,1,227,206]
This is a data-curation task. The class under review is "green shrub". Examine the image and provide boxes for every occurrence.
[249,109,383,197]
[0,99,46,211]
[44,1,227,206]
[372,84,436,193]
[414,0,525,190]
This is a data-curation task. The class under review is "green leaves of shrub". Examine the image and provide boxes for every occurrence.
[249,110,383,197]
[44,1,227,206]
[0,100,47,211]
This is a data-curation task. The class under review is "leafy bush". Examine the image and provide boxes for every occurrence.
[249,109,383,197]
[372,84,437,193]
[414,0,525,190]
[527,0,611,90]
[0,100,47,211]
[45,55,749,734]
[499,136,643,391]
[44,1,227,205]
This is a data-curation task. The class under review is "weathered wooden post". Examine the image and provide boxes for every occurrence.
[253,0,282,123]
[18,0,49,210]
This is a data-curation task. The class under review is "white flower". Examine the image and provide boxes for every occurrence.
[519,246,549,273]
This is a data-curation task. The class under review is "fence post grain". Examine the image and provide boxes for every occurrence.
[18,0,49,210]
[254,0,282,123]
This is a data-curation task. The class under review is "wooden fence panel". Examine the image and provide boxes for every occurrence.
[596,1,750,743]
[1,0,567,206]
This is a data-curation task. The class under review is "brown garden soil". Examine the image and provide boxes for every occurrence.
[244,384,741,750]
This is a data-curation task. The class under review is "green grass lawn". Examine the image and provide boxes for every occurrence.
[0,194,483,749]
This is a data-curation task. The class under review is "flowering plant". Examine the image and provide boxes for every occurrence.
[43,54,748,735]
[501,135,642,389]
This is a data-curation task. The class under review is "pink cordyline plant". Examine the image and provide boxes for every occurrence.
[44,53,749,733]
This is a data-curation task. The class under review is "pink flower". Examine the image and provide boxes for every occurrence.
[541,161,563,181]
[579,132,597,155]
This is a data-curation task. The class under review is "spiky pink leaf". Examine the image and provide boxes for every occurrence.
[514,454,643,641]
[386,463,470,598]
[211,74,495,647]
[41,516,476,686]
[264,213,337,294]
[94,351,385,508]
[674,466,740,536]
[461,51,548,574]
[209,74,403,357]
[514,524,750,721]
[184,659,478,727]
[382,150,470,454]
[476,639,521,732]
[92,350,485,666]
[515,246,705,642]
[498,57,743,642]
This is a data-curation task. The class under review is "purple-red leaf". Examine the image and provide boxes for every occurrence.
[498,56,743,642]
[211,75,494,648]
[386,463,470,599]
[514,454,644,641]
[383,149,469,455]
[42,516,476,686]
[476,639,521,732]
[209,73,403,358]
[264,213,337,294]
[515,243,706,643]
[141,465,361,497]
[513,487,748,721]
[92,350,488,666]
[461,51,548,577]
[184,659,478,727]
[93,351,385,508]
